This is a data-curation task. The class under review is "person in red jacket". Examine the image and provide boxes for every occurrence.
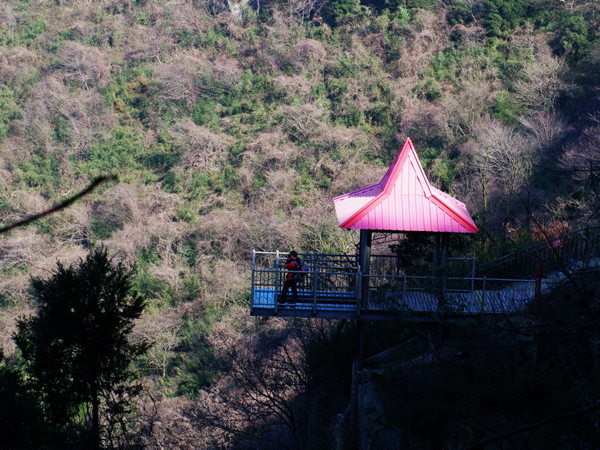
[281,251,301,304]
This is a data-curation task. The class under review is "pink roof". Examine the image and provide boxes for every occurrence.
[333,138,479,233]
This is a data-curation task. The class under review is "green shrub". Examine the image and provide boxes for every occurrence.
[0,86,20,145]
[75,127,145,180]
[551,13,594,61]
[0,17,46,47]
[492,90,520,125]
[483,0,527,38]
[322,0,360,27]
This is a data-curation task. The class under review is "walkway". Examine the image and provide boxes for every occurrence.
[251,227,600,319]
[250,251,540,320]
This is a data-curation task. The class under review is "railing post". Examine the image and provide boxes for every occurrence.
[356,264,362,317]
[403,273,407,297]
[251,250,256,314]
[471,256,476,292]
[274,251,280,314]
[481,276,486,315]
[313,252,318,316]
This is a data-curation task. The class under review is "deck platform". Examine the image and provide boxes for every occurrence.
[250,251,540,320]
[251,287,535,319]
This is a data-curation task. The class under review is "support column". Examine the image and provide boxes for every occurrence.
[359,229,372,309]
[432,234,440,277]
[441,233,449,270]
[441,233,449,299]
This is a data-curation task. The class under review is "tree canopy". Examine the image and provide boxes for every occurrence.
[14,247,149,449]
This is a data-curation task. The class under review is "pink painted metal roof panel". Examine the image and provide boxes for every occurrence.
[333,138,478,233]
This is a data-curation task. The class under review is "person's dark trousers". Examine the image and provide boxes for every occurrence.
[281,279,297,303]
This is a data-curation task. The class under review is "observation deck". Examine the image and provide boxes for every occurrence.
[250,251,539,320]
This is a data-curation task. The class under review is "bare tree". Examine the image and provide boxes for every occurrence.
[279,104,326,142]
[560,124,600,222]
[186,308,310,449]
[518,110,569,151]
[58,41,112,89]
[134,308,181,378]
[512,40,572,112]
[152,63,198,110]
[469,118,534,231]
[18,76,115,156]
[169,118,233,172]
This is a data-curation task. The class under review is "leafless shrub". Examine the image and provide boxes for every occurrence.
[293,201,356,254]
[279,104,326,142]
[240,209,300,254]
[131,395,209,449]
[242,130,290,170]
[201,259,249,309]
[18,76,115,155]
[192,208,248,261]
[124,24,175,63]
[318,126,382,193]
[58,41,112,89]
[518,111,568,151]
[0,3,16,43]
[560,124,600,183]
[254,10,327,74]
[0,229,53,274]
[54,203,92,246]
[400,96,451,141]
[0,46,38,87]
[92,183,139,235]
[281,0,324,23]
[291,38,329,71]
[449,23,486,49]
[106,184,183,264]
[444,75,499,137]
[164,0,220,34]
[9,190,48,217]
[152,63,198,109]
[467,117,534,225]
[274,75,314,101]
[393,9,448,78]
[170,119,233,172]
[134,308,181,378]
[211,53,243,87]
[513,41,573,111]
[336,72,378,119]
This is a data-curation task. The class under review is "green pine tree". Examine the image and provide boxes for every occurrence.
[15,247,149,449]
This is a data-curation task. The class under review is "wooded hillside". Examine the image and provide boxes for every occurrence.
[1,0,600,448]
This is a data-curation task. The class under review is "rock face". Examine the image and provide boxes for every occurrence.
[357,369,402,450]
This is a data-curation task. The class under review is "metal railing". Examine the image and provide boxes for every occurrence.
[251,250,542,316]
[251,250,360,315]
[475,226,600,284]
[364,273,538,315]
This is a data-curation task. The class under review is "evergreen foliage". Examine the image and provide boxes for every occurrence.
[14,247,149,448]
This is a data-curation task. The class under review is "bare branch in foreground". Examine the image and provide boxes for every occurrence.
[0,175,118,234]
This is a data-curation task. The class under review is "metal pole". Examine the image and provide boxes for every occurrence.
[356,264,362,317]
[359,230,372,312]
[250,250,256,314]
[313,252,318,316]
[275,251,280,314]
[471,256,476,292]
[433,234,439,277]
[482,276,486,315]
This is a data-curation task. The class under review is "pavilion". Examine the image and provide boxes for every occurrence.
[251,138,536,319]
